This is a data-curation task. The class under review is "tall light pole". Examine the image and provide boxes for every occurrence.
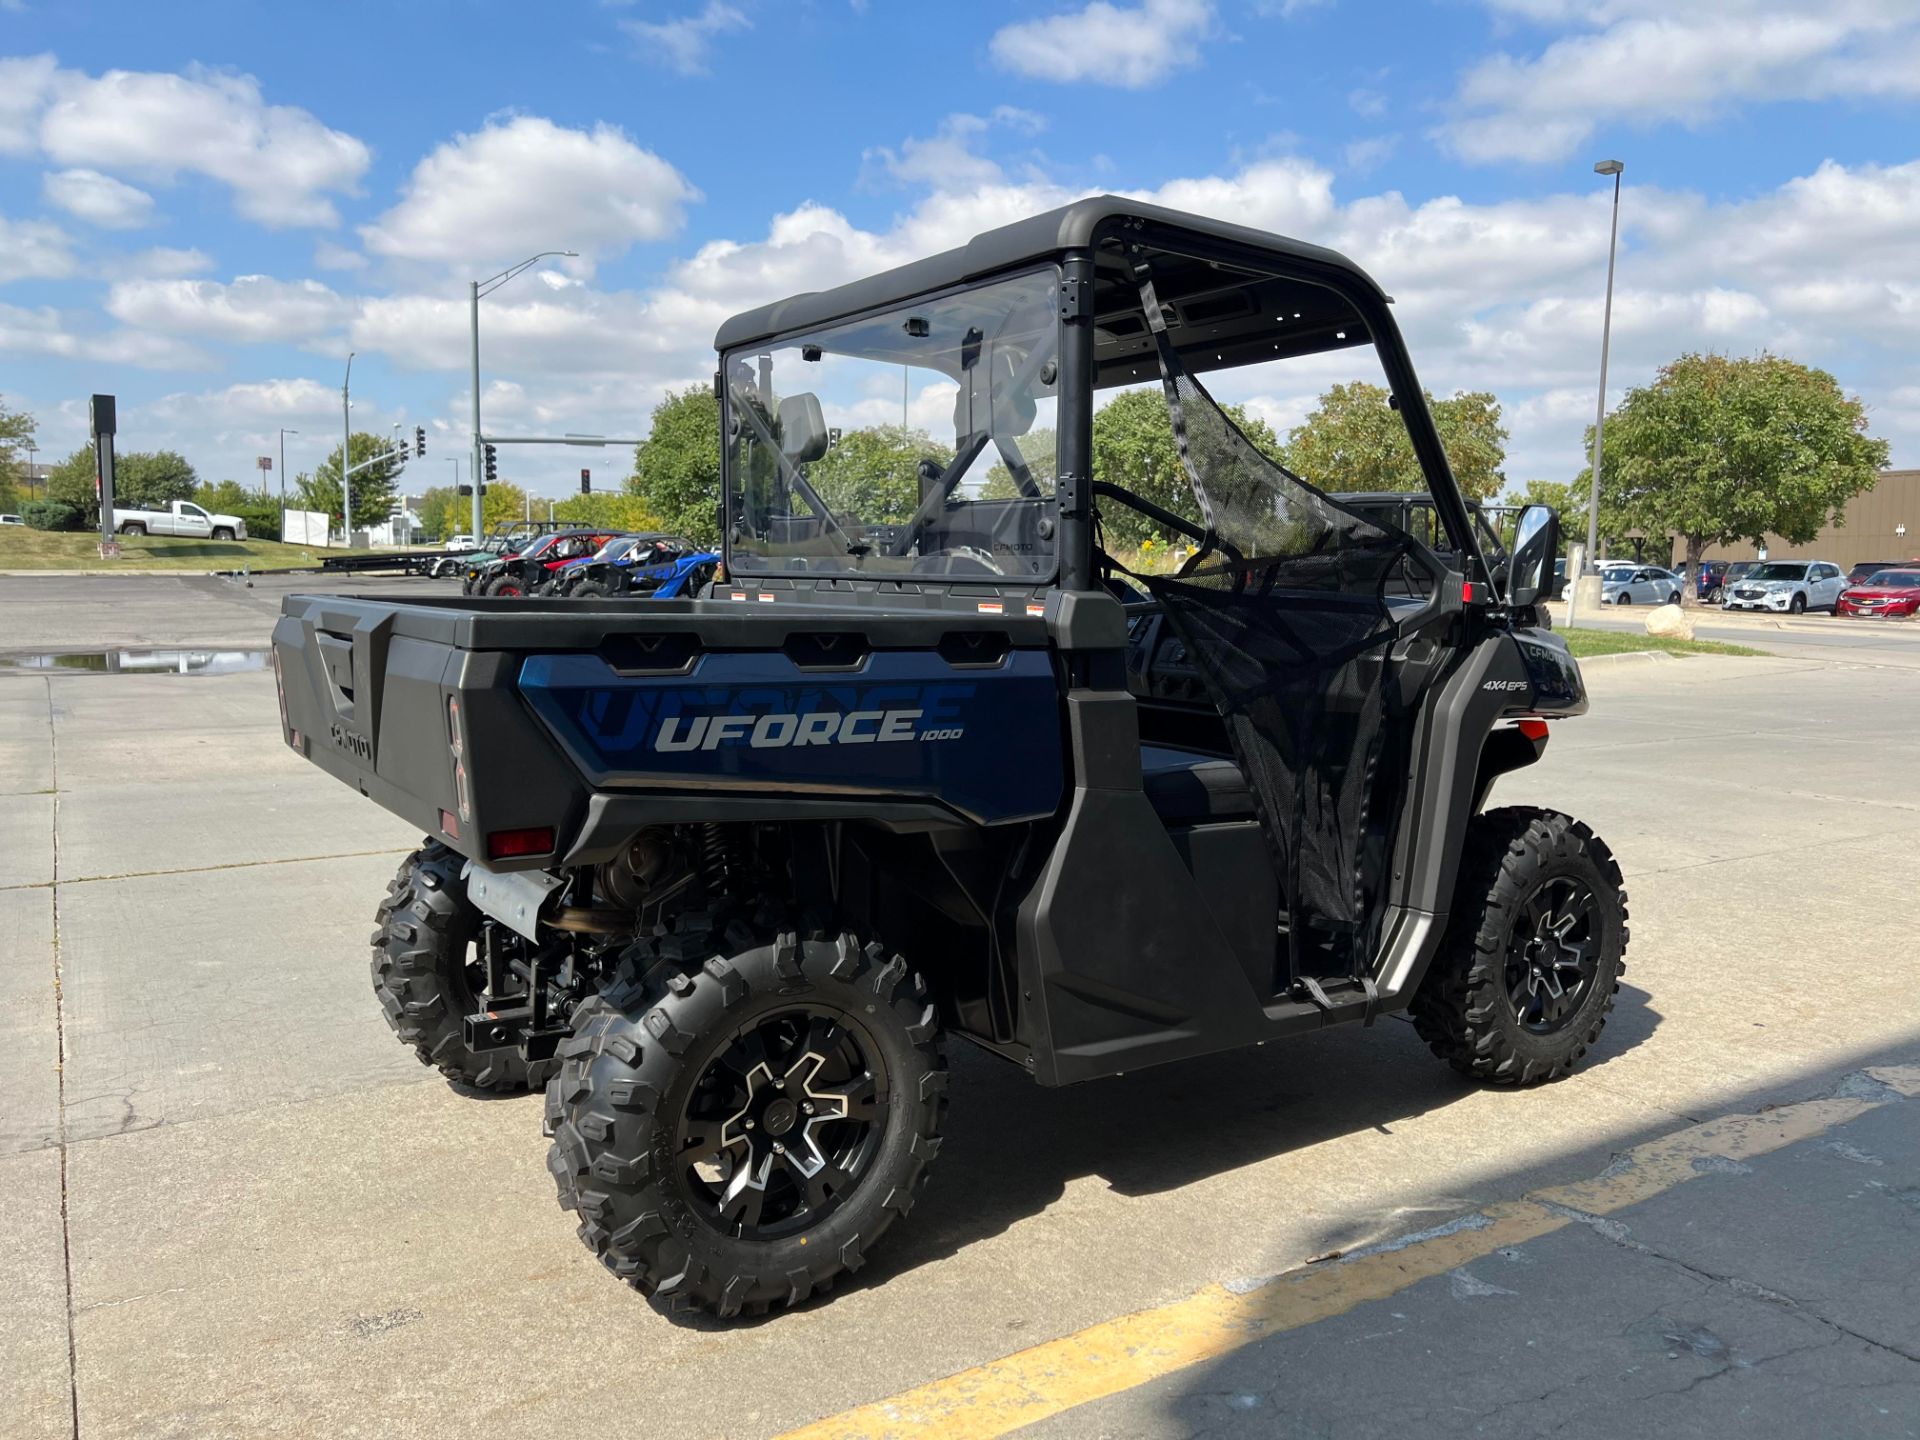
[23,440,36,501]
[278,428,298,512]
[470,249,577,540]
[341,352,355,544]
[1570,159,1624,627]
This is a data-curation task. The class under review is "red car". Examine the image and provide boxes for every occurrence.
[1836,566,1920,618]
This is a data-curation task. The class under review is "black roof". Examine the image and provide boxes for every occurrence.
[713,195,1382,353]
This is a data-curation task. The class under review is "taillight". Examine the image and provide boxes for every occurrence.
[447,695,472,824]
[1517,718,1549,741]
[487,826,554,861]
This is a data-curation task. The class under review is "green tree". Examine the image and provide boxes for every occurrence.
[980,427,1057,500]
[193,479,256,514]
[1588,353,1888,602]
[294,433,403,533]
[416,485,460,540]
[45,445,199,525]
[1090,388,1283,546]
[552,491,666,532]
[1282,382,1507,500]
[478,480,529,533]
[0,397,34,513]
[632,386,723,544]
[808,424,943,522]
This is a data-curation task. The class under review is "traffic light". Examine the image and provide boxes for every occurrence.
[483,444,497,484]
[415,426,426,458]
[580,468,591,495]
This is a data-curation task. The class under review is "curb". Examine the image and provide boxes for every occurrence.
[1576,650,1678,666]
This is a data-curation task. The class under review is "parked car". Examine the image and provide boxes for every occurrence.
[0,513,23,526]
[1722,560,1846,614]
[445,533,476,552]
[112,500,247,540]
[1685,560,1731,602]
[1836,567,1920,619]
[1599,564,1682,606]
[1846,560,1905,587]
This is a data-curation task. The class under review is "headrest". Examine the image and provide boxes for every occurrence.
[778,392,829,465]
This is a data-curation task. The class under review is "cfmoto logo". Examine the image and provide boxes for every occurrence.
[329,722,373,760]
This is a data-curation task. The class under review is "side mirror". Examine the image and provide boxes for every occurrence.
[1508,504,1559,610]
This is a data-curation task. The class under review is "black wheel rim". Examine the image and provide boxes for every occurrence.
[1505,878,1602,1034]
[676,1007,887,1241]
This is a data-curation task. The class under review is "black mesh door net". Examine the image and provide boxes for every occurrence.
[1129,272,1434,986]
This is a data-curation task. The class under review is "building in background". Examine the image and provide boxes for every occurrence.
[1711,469,1919,569]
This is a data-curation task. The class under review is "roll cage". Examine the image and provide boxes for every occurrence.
[714,195,1497,601]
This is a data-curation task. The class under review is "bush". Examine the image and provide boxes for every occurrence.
[21,500,83,531]
[233,501,281,541]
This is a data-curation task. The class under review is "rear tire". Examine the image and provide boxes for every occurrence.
[371,841,555,1092]
[545,910,947,1317]
[573,580,612,599]
[119,521,146,536]
[1411,807,1627,1087]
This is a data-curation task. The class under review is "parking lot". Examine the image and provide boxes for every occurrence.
[4,572,1919,1439]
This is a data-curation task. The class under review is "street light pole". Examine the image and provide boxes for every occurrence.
[342,353,355,545]
[1570,159,1624,628]
[470,249,577,543]
[278,428,298,513]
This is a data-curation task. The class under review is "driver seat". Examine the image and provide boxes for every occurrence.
[1139,745,1254,825]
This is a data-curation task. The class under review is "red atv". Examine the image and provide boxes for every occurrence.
[477,531,621,597]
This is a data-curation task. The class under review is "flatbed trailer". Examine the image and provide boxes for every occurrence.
[316,550,446,577]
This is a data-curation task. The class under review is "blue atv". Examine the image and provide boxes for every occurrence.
[272,198,1625,1318]
[560,535,719,599]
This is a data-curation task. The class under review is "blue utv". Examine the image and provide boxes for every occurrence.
[272,198,1628,1318]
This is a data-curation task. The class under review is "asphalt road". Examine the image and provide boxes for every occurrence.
[2,574,1917,1438]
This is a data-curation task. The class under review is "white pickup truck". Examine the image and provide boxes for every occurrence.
[113,500,248,541]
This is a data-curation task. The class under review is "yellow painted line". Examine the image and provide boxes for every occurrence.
[783,1073,1915,1440]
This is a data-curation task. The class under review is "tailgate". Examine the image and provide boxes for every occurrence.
[272,599,462,839]
[271,596,594,866]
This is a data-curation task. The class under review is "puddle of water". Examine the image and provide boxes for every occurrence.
[0,649,270,676]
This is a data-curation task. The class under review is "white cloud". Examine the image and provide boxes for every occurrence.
[126,246,214,278]
[1440,1,1920,163]
[0,214,78,283]
[622,1,751,75]
[0,300,210,370]
[0,54,58,155]
[104,275,352,344]
[990,0,1215,88]
[1347,87,1387,118]
[866,109,1049,190]
[43,167,155,229]
[313,239,366,272]
[144,377,347,426]
[31,63,369,226]
[360,115,698,272]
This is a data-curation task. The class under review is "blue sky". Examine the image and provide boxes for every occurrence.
[2,0,1916,500]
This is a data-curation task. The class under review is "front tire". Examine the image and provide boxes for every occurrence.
[1411,807,1627,1086]
[1789,593,1807,614]
[545,912,947,1317]
[485,573,525,597]
[371,841,555,1092]
[212,526,236,541]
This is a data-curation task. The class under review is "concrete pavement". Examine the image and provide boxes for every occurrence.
[1,578,1917,1438]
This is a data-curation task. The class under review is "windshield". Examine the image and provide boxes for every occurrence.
[724,268,1060,580]
[1601,566,1635,580]
[1864,570,1920,587]
[1749,563,1808,581]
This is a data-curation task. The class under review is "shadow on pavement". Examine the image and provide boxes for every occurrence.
[656,983,1660,1328]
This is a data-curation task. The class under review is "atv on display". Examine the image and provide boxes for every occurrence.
[563,535,720,600]
[473,529,619,597]
[273,198,1626,1319]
